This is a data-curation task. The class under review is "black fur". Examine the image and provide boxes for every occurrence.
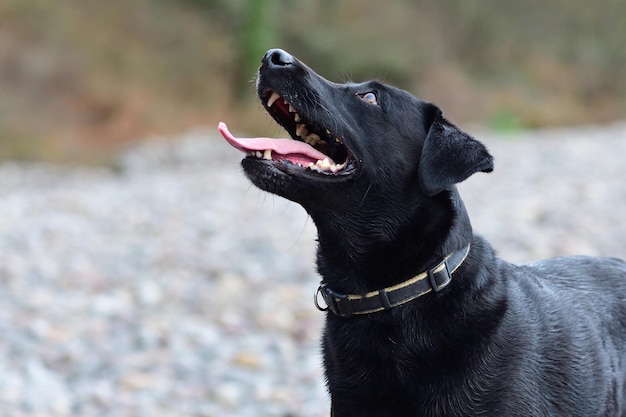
[239,49,626,416]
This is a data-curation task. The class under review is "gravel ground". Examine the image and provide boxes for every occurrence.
[0,123,625,417]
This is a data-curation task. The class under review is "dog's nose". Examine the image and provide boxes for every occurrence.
[263,49,295,68]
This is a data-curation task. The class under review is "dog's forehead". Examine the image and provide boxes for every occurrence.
[331,81,430,140]
[341,81,424,106]
[342,80,386,92]
[381,84,422,104]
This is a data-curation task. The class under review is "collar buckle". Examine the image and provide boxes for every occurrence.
[428,259,452,292]
[318,283,354,318]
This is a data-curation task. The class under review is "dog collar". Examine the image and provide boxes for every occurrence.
[314,244,471,318]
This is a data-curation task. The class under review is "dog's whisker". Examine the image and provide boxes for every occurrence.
[359,183,373,207]
[283,214,312,254]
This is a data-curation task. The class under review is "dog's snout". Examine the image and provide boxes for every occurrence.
[263,49,295,68]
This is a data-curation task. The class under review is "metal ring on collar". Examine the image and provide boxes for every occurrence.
[314,285,328,312]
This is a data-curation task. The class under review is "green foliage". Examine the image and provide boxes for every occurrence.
[489,110,526,133]
[236,0,276,99]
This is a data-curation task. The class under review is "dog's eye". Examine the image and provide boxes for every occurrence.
[358,92,378,105]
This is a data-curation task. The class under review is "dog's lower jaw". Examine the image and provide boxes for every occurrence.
[241,158,356,207]
[241,159,292,197]
[241,159,319,205]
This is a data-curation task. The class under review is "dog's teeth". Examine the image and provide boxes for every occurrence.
[267,91,280,108]
[263,149,272,160]
[294,113,301,122]
[296,124,308,138]
[255,151,262,158]
[316,158,332,169]
[288,104,297,113]
[283,98,290,106]
[305,133,321,146]
[307,158,342,174]
[310,164,324,173]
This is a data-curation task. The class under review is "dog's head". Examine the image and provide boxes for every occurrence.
[220,49,493,238]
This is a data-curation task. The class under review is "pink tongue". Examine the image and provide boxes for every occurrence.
[218,122,334,165]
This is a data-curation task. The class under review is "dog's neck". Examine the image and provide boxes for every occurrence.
[310,187,474,295]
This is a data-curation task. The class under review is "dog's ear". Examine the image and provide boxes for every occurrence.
[418,106,494,196]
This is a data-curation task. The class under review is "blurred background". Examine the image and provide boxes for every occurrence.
[1,0,625,163]
[1,2,626,417]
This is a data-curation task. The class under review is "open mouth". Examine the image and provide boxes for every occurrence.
[219,88,355,177]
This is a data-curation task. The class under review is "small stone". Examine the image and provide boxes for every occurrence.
[232,351,263,369]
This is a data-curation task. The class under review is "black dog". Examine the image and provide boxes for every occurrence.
[219,49,626,416]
